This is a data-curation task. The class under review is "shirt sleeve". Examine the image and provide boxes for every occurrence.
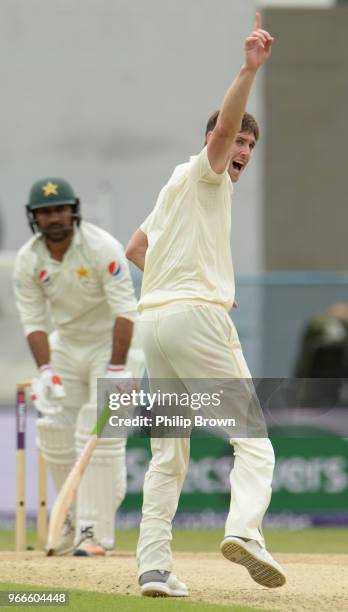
[140,181,170,237]
[96,236,138,322]
[189,146,228,184]
[13,253,49,336]
[140,214,152,236]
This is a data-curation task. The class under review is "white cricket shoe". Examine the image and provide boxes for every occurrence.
[47,513,75,556]
[139,571,189,597]
[221,536,286,588]
[73,526,106,557]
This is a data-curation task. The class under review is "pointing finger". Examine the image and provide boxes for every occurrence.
[254,11,262,30]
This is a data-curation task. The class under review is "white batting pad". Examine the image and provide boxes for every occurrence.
[36,417,76,493]
[75,406,127,550]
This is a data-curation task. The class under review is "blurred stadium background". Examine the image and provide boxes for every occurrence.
[1,0,348,546]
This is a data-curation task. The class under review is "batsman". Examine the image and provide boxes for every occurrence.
[14,177,143,556]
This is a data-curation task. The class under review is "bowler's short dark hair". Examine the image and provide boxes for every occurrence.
[205,110,260,144]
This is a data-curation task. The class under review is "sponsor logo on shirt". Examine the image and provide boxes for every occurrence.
[38,270,50,285]
[108,261,121,276]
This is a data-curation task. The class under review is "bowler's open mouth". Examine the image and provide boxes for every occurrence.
[232,161,243,171]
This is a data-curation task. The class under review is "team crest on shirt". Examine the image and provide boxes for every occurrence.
[108,261,121,276]
[76,266,89,279]
[38,270,50,285]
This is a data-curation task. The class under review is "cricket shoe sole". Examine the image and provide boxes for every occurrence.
[221,536,286,588]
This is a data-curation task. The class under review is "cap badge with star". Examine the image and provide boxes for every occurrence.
[42,181,59,197]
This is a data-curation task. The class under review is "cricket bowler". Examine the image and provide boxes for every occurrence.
[126,13,286,597]
[14,177,143,556]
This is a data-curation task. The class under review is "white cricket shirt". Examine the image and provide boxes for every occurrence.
[14,221,137,340]
[138,146,234,311]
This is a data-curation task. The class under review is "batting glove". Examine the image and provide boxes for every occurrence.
[39,364,66,400]
[30,378,63,417]
[104,364,138,402]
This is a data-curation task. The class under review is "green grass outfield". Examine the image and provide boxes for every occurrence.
[0,583,269,612]
[1,527,347,553]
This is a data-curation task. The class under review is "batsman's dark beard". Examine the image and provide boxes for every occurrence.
[41,225,74,243]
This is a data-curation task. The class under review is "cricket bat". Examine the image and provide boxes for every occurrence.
[46,403,111,555]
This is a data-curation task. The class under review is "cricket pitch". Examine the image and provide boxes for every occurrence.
[0,550,347,611]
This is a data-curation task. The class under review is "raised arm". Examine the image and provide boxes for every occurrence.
[208,12,274,174]
[126,228,148,272]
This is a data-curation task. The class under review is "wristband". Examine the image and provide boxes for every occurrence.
[107,364,125,372]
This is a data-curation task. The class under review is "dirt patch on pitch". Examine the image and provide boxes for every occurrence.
[0,551,347,611]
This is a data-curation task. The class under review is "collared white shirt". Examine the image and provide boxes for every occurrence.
[139,146,234,311]
[14,221,137,340]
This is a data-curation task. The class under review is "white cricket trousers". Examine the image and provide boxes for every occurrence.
[136,302,275,575]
